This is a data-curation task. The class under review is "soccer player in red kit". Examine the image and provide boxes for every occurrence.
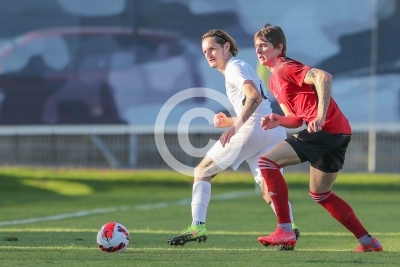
[253,24,382,252]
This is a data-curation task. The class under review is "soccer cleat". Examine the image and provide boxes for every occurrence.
[352,238,382,252]
[167,224,208,246]
[277,225,300,251]
[258,227,296,247]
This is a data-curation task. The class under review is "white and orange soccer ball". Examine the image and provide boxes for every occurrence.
[96,222,130,252]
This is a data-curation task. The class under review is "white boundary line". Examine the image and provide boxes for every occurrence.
[0,190,256,227]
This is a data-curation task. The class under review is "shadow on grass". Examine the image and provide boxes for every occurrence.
[0,171,399,207]
[0,173,194,207]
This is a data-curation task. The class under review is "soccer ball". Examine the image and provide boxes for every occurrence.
[96,222,130,252]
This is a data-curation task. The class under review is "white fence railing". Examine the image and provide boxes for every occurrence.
[0,124,399,173]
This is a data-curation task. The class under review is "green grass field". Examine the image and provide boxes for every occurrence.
[0,167,399,267]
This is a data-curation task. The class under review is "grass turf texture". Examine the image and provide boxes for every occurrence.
[0,167,399,267]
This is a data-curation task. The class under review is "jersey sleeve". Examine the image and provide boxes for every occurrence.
[278,61,310,87]
[225,61,253,89]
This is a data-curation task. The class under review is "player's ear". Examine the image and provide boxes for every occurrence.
[224,41,230,52]
[276,43,283,54]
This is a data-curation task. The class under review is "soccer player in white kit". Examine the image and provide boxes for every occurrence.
[167,29,299,249]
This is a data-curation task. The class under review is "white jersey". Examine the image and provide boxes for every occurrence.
[224,57,272,118]
[207,57,286,184]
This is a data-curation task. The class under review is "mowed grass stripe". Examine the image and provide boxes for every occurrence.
[0,190,256,227]
[0,228,399,236]
[0,246,375,252]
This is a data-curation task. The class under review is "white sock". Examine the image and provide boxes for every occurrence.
[191,181,211,225]
[269,201,295,223]
[288,201,294,223]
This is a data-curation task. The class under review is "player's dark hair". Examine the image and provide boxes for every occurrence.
[202,29,239,56]
[254,24,286,55]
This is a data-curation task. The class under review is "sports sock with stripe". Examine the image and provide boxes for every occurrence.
[310,190,370,241]
[258,157,291,225]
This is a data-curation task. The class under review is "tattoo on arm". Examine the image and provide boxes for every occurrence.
[241,96,259,123]
[318,74,332,118]
[322,79,331,105]
[304,68,333,120]
[306,68,318,79]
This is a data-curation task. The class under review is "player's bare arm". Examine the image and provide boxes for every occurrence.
[219,80,261,147]
[303,68,332,133]
[261,103,302,130]
[239,80,262,125]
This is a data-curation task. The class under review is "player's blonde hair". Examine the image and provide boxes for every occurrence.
[254,24,286,55]
[202,29,239,56]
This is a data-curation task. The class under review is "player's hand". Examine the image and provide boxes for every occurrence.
[307,116,325,133]
[219,126,237,147]
[260,113,280,130]
[213,112,228,128]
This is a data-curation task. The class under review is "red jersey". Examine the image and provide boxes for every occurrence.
[269,55,351,134]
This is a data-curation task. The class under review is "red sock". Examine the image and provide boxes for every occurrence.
[258,157,290,223]
[310,191,368,238]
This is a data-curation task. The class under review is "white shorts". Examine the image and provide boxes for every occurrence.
[207,116,286,184]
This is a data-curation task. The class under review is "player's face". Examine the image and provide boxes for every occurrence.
[202,37,230,69]
[255,38,279,67]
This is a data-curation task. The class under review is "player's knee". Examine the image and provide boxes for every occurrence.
[193,166,205,179]
[194,166,216,182]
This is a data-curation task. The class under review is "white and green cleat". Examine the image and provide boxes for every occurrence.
[167,224,208,246]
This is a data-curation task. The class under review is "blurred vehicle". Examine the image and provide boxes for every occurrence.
[0,27,205,125]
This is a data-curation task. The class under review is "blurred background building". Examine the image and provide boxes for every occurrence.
[0,0,398,172]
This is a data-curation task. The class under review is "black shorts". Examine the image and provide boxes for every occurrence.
[285,129,351,173]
